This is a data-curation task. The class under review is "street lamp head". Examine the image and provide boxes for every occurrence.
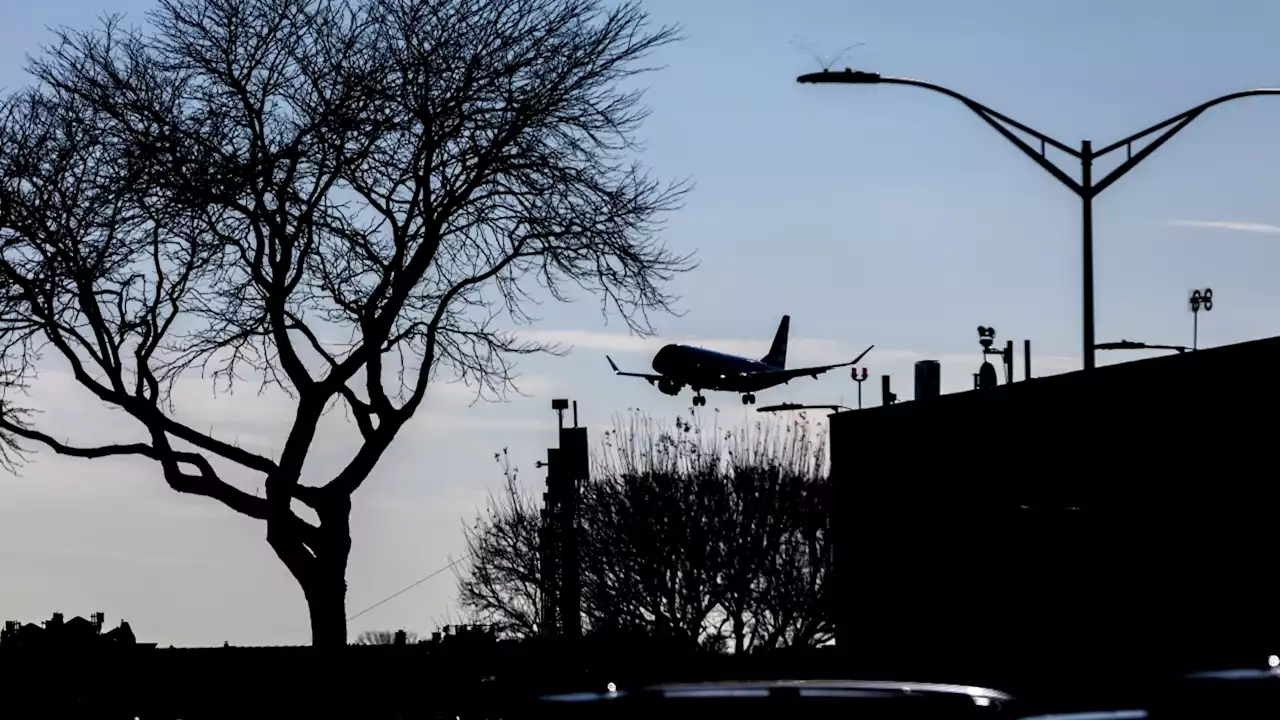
[797,69,883,85]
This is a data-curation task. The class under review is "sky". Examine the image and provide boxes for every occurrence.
[3,0,1280,647]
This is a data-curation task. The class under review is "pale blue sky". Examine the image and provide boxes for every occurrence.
[2,0,1279,646]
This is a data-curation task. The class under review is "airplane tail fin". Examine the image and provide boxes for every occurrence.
[761,315,790,368]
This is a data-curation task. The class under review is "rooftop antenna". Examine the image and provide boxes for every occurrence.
[1189,287,1214,350]
[790,36,868,71]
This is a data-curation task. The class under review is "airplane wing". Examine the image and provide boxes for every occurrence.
[748,344,875,382]
[607,355,666,384]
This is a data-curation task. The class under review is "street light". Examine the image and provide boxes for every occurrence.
[757,403,853,414]
[1095,340,1191,355]
[797,69,1280,371]
[1189,287,1214,350]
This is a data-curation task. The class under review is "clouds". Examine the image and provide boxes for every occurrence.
[1166,220,1280,234]
[14,366,555,451]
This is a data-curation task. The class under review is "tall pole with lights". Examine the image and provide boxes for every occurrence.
[851,366,869,409]
[798,69,1280,372]
[1189,288,1214,350]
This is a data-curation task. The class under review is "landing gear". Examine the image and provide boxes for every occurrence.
[741,393,756,405]
[692,391,706,407]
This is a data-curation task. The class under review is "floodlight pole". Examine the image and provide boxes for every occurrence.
[798,70,1280,372]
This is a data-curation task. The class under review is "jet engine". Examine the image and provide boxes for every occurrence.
[657,378,683,396]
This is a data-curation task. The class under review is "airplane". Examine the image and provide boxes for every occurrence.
[606,315,874,406]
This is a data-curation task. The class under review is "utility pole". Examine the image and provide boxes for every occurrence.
[558,408,587,641]
[538,445,560,637]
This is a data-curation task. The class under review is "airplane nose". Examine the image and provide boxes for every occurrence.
[652,345,674,373]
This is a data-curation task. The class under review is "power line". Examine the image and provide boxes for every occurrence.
[346,557,464,622]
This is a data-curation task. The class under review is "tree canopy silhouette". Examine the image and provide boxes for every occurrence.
[0,0,691,647]
[458,411,833,653]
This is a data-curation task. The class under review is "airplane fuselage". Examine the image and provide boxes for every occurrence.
[606,314,870,407]
[652,344,788,393]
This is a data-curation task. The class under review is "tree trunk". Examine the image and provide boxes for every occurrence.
[733,614,746,655]
[305,565,349,648]
[268,492,353,648]
[305,502,353,648]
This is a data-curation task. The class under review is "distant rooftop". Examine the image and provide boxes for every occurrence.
[1,612,145,650]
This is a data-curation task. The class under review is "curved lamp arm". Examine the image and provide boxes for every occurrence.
[1089,87,1280,195]
[798,69,1280,198]
[799,70,1083,194]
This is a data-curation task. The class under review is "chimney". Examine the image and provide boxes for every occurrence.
[914,360,941,401]
[90,612,104,634]
[881,375,898,405]
[393,629,407,646]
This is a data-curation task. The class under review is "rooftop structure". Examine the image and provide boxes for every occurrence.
[828,335,1280,698]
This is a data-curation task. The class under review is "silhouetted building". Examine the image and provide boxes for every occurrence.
[0,612,149,650]
[828,335,1280,696]
[429,623,500,646]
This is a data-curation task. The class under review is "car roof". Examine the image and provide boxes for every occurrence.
[540,679,1014,704]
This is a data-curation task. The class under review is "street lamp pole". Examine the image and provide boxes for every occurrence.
[797,69,1280,371]
[1081,139,1094,369]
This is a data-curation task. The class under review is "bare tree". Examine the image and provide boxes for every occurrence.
[455,449,546,637]
[582,413,730,645]
[710,417,832,652]
[0,0,691,647]
[457,411,833,652]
